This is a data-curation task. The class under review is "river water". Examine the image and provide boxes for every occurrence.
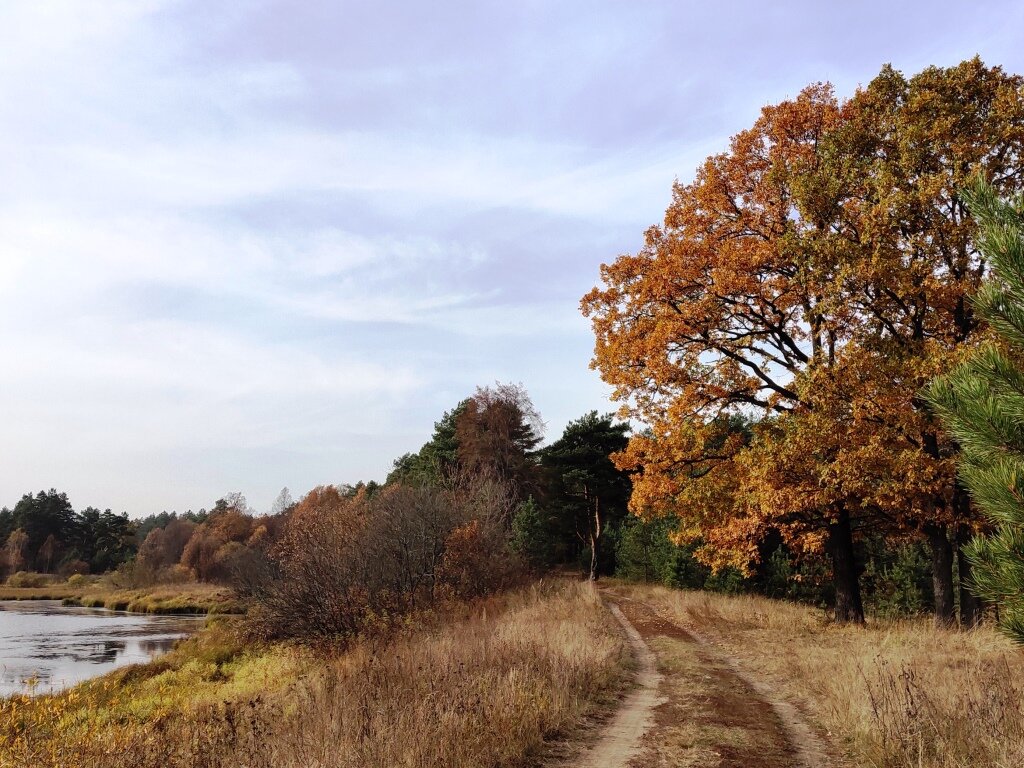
[0,600,206,696]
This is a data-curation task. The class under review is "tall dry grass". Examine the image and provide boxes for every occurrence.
[1,580,627,768]
[618,583,1024,768]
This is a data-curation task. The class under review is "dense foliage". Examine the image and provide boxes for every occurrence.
[0,491,134,576]
[926,180,1024,641]
[583,58,1024,623]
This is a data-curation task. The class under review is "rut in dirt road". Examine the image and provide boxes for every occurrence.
[568,602,665,768]
[615,596,831,768]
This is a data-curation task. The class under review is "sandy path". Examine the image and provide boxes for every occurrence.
[614,594,832,768]
[569,602,665,768]
[681,621,831,768]
[553,593,833,768]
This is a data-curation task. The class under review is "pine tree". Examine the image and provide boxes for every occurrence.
[925,178,1024,641]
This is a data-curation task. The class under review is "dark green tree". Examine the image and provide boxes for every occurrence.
[11,490,77,569]
[541,412,631,580]
[79,509,135,573]
[926,179,1024,641]
[387,401,468,485]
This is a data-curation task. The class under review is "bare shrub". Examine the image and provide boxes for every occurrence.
[247,475,526,642]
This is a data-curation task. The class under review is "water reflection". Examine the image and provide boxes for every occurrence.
[0,600,205,696]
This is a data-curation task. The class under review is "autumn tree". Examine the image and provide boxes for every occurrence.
[583,59,1024,623]
[926,179,1024,641]
[181,495,256,582]
[2,528,29,576]
[455,383,543,503]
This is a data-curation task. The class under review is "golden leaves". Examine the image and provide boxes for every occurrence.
[584,60,1024,570]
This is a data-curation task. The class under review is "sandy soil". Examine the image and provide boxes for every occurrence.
[555,591,833,768]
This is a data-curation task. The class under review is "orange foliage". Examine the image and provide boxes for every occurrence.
[582,60,1024,586]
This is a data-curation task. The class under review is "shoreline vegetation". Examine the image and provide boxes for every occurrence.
[0,581,241,615]
[0,580,629,768]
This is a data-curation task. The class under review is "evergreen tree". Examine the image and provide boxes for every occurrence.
[541,412,631,579]
[386,401,468,485]
[926,178,1024,641]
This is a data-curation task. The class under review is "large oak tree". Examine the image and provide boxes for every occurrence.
[583,59,1024,623]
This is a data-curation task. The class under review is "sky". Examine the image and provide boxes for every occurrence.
[1,1,1023,516]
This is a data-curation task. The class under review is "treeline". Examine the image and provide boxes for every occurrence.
[113,383,637,639]
[583,57,1024,627]
[3,378,955,626]
[1,491,210,579]
[0,493,135,576]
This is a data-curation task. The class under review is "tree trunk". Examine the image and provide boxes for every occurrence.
[956,526,982,629]
[925,522,955,629]
[826,507,865,624]
[589,496,600,581]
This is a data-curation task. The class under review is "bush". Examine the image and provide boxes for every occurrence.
[5,571,48,588]
[247,476,526,642]
[65,573,88,587]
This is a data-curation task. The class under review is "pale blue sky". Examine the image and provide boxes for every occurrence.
[1,1,1022,515]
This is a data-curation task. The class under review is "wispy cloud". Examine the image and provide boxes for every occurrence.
[1,0,1023,512]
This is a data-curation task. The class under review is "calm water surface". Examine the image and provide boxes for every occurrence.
[0,600,205,696]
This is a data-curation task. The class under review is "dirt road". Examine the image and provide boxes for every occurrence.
[561,593,832,768]
[570,603,666,767]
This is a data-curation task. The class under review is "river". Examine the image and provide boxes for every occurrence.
[0,600,206,696]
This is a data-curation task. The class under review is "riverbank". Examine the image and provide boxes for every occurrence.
[0,582,242,614]
[1,580,629,768]
[61,584,242,614]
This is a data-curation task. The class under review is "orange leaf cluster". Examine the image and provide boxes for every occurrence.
[583,59,1024,571]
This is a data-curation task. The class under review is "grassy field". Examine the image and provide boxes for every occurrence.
[615,583,1024,768]
[0,581,242,614]
[0,580,629,768]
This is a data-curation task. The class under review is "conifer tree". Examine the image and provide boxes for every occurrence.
[926,178,1024,641]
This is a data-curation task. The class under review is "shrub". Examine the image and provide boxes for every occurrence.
[437,520,525,600]
[247,476,526,642]
[5,571,47,588]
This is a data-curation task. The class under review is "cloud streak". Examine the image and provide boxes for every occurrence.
[1,0,1023,513]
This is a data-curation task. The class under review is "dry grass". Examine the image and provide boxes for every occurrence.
[0,580,238,614]
[0,585,86,601]
[62,583,242,614]
[615,583,1024,768]
[1,580,628,768]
